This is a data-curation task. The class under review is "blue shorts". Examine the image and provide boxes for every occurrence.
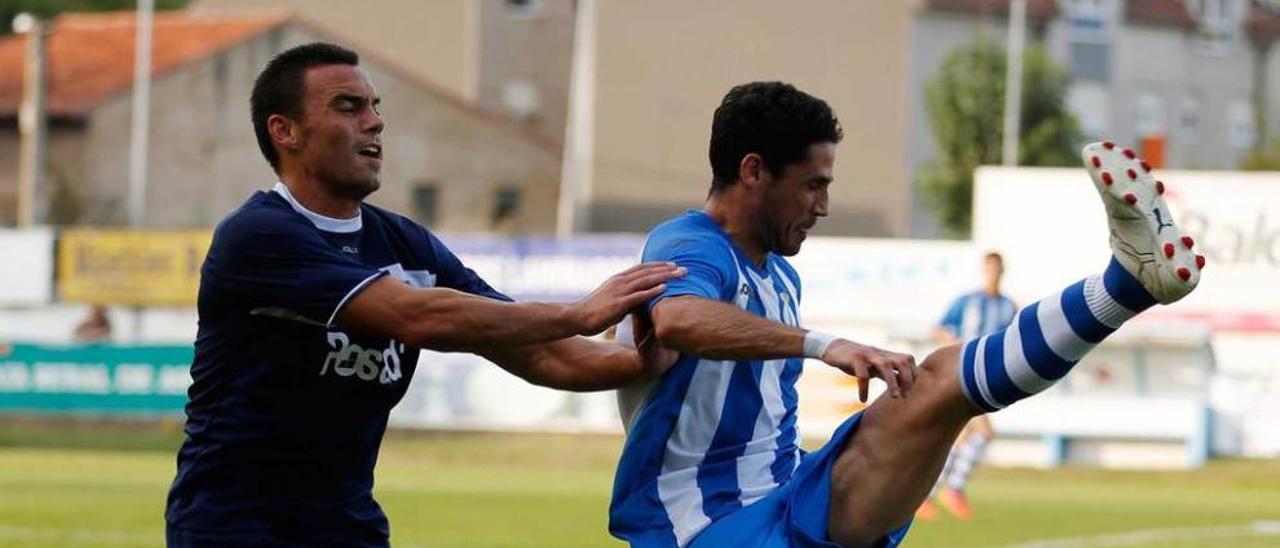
[688,412,913,548]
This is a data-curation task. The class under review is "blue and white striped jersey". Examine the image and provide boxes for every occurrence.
[611,210,805,547]
[939,290,1017,341]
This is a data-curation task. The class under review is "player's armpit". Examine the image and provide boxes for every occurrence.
[650,295,807,360]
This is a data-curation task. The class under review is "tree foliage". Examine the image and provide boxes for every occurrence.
[919,37,1082,237]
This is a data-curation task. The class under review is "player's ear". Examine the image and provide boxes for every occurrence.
[267,113,301,154]
[739,153,765,188]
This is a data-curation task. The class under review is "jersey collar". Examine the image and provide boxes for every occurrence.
[272,182,363,233]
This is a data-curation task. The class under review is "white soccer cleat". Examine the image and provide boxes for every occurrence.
[1080,141,1202,304]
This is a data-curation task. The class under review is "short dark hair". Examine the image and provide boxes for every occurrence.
[250,42,360,172]
[984,251,1004,265]
[708,81,842,191]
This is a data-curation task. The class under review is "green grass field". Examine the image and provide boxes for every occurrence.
[1,419,1279,547]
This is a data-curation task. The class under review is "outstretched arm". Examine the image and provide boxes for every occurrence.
[478,310,676,391]
[651,295,918,401]
[336,262,684,352]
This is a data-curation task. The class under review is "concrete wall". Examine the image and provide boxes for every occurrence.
[477,0,575,144]
[575,0,914,237]
[0,124,91,226]
[67,25,559,233]
[191,0,477,101]
[1115,24,1256,169]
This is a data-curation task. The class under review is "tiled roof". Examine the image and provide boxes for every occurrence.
[1125,0,1199,29]
[923,0,1060,21]
[0,9,561,152]
[0,10,289,117]
[1247,1,1280,41]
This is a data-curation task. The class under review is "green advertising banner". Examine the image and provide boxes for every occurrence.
[0,343,192,415]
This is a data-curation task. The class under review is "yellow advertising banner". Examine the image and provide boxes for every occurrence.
[58,230,213,306]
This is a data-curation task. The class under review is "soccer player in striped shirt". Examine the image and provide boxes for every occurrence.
[608,81,1202,547]
[919,252,1016,520]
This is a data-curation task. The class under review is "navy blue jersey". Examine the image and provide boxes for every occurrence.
[166,183,508,545]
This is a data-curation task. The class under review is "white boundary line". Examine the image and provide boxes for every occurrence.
[1004,521,1280,548]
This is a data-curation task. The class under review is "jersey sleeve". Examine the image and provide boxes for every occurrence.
[641,227,737,308]
[425,231,513,302]
[203,214,385,327]
[938,295,966,336]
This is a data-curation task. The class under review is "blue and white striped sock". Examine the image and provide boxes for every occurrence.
[946,433,989,491]
[958,258,1159,412]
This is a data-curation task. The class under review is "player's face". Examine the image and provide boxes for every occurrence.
[984,257,1005,287]
[760,142,834,256]
[297,64,384,200]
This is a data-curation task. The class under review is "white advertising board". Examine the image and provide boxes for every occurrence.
[0,228,54,306]
[975,167,1280,332]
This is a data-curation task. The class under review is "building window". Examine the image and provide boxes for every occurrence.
[1176,97,1201,145]
[1065,0,1111,82]
[1227,100,1256,149]
[504,0,542,18]
[492,187,522,226]
[1135,93,1166,138]
[1192,0,1243,54]
[412,183,440,227]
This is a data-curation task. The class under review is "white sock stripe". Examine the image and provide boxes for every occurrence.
[1085,274,1136,328]
[1001,315,1054,395]
[1037,289,1096,362]
[972,336,1005,410]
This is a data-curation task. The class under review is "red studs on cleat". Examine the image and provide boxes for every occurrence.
[1123,148,1136,159]
[1164,243,1175,259]
[1156,180,1165,195]
[1101,172,1113,185]
[1103,141,1116,150]
[1196,255,1206,269]
[1092,156,1101,168]
[1182,236,1194,249]
[1141,160,1152,172]
[1124,193,1137,205]
[1127,169,1137,180]
[1177,267,1191,281]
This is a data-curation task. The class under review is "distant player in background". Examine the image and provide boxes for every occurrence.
[72,304,113,343]
[917,252,1016,521]
[608,81,1203,547]
[164,42,682,547]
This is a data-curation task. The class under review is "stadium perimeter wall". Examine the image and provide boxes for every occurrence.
[3,165,1279,461]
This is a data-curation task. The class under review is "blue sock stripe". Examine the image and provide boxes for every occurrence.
[1061,280,1116,344]
[1016,303,1075,381]
[1103,257,1158,312]
[981,330,1029,407]
[960,339,997,412]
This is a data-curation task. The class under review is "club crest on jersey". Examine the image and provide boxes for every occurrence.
[735,282,753,308]
[320,332,406,385]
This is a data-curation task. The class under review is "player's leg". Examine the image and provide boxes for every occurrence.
[938,416,992,519]
[827,141,1204,547]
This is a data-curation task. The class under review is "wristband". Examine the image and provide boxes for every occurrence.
[803,331,838,359]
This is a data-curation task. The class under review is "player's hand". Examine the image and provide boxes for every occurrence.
[569,262,686,336]
[820,339,917,402]
[631,309,679,377]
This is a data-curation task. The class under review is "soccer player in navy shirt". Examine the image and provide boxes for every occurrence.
[165,43,683,547]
